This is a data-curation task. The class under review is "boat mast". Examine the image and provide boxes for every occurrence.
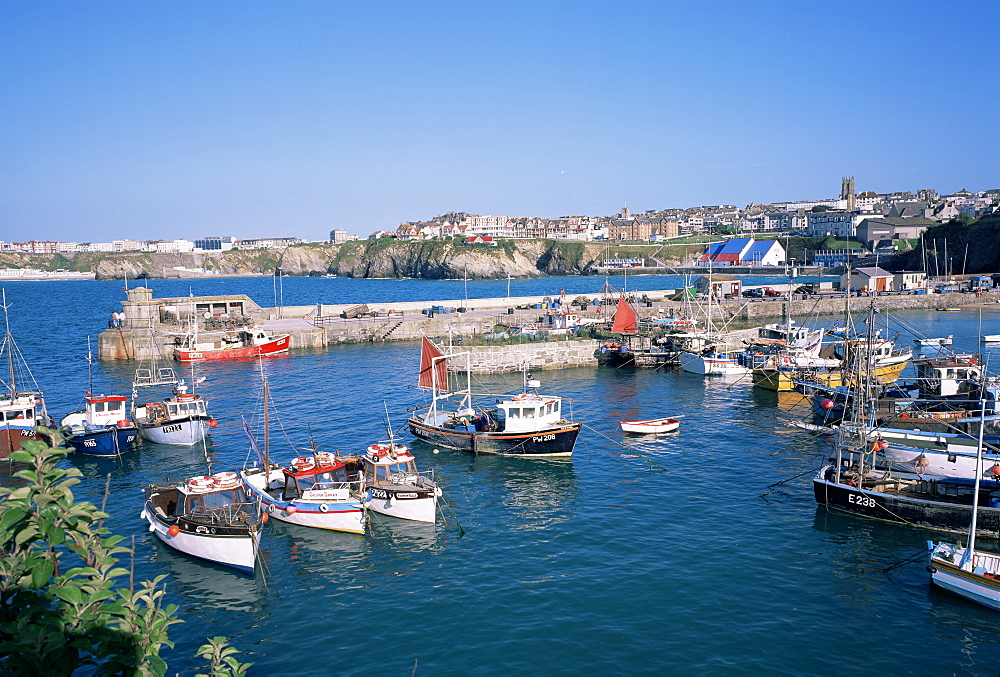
[961,397,988,569]
[262,376,270,470]
[2,290,15,397]
[86,335,93,396]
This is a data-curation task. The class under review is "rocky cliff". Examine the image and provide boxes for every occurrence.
[889,215,1000,275]
[2,239,704,281]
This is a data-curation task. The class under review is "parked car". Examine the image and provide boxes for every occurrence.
[795,284,817,295]
[742,288,763,298]
[763,287,782,297]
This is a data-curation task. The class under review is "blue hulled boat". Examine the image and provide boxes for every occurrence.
[60,394,138,456]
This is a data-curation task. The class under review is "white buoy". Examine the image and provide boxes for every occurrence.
[433,448,440,454]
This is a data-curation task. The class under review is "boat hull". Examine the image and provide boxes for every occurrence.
[137,417,208,446]
[753,359,909,392]
[242,470,365,534]
[66,426,138,457]
[678,352,749,376]
[929,547,1000,610]
[408,418,580,457]
[0,425,43,459]
[364,486,438,523]
[621,419,679,434]
[141,501,259,575]
[813,467,1000,536]
[174,335,291,362]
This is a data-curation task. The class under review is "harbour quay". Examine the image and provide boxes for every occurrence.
[97,284,994,364]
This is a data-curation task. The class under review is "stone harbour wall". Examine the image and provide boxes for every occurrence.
[449,340,601,374]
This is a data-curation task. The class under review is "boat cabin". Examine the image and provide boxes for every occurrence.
[282,462,353,502]
[757,322,816,348]
[914,355,985,397]
[364,445,419,484]
[1,394,38,423]
[85,395,127,426]
[495,394,564,433]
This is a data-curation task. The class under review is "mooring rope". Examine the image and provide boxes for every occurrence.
[580,423,669,472]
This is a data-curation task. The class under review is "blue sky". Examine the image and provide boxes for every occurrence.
[3,1,997,242]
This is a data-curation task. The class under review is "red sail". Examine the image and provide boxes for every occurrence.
[611,298,638,334]
[418,337,449,391]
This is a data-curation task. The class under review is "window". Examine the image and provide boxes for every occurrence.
[509,408,521,419]
[108,401,123,412]
[94,402,105,413]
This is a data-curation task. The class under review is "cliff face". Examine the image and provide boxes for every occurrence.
[7,239,703,281]
[889,216,1000,275]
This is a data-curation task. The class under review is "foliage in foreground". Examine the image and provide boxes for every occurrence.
[0,439,251,675]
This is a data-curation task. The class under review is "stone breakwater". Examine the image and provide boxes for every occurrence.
[97,284,995,367]
[449,341,602,374]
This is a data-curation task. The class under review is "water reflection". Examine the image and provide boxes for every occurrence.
[151,540,265,612]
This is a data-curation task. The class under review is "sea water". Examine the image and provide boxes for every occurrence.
[3,277,1000,675]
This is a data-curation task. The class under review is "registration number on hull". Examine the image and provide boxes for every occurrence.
[532,434,556,443]
[162,424,182,433]
[848,493,877,509]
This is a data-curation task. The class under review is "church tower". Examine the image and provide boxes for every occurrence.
[840,176,856,210]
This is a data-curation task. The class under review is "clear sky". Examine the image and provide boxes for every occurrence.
[3,0,997,242]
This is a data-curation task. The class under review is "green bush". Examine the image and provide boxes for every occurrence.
[0,438,251,676]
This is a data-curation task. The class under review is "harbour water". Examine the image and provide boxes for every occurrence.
[4,276,1000,674]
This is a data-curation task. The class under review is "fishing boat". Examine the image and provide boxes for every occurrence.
[60,395,138,456]
[0,289,51,459]
[408,338,581,457]
[594,298,639,367]
[59,337,138,457]
[813,318,1000,536]
[240,376,366,533]
[678,266,751,376]
[928,403,1000,611]
[913,335,953,346]
[173,326,291,362]
[678,350,749,376]
[620,417,680,434]
[132,377,216,445]
[983,335,1000,343]
[141,471,263,575]
[936,306,961,312]
[131,327,216,445]
[362,441,441,523]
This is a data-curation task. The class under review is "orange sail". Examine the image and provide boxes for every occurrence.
[418,337,449,391]
[611,298,638,334]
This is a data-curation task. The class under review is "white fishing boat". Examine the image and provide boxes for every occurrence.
[362,442,441,523]
[913,335,953,346]
[141,472,263,575]
[983,334,1000,343]
[240,376,366,534]
[132,377,215,445]
[131,326,216,445]
[678,350,749,376]
[0,289,52,458]
[928,400,1000,611]
[620,417,680,434]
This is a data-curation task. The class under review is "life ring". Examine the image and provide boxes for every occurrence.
[291,456,314,470]
[320,503,330,513]
[367,444,390,457]
[513,394,528,401]
[177,393,196,401]
[213,471,240,489]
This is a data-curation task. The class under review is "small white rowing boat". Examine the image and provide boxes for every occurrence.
[620,417,680,434]
[913,335,953,346]
[983,334,1000,343]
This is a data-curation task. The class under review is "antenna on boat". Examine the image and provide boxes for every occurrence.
[86,335,94,396]
[2,289,14,396]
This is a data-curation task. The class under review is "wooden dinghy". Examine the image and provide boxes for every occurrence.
[620,417,680,434]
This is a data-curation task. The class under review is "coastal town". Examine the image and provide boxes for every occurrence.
[2,179,998,277]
